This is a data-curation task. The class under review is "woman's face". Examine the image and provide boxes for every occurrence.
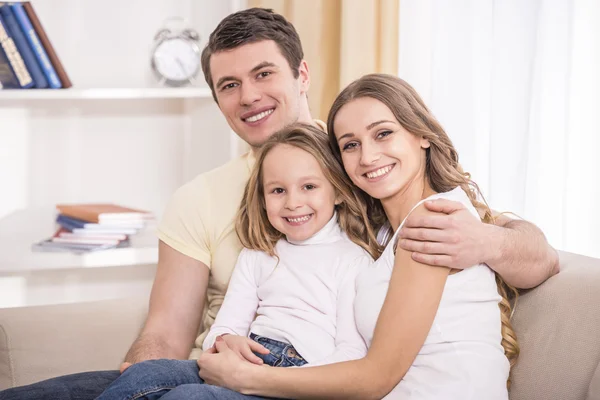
[333,97,430,201]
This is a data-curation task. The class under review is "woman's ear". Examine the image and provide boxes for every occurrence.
[334,195,343,206]
[420,137,431,149]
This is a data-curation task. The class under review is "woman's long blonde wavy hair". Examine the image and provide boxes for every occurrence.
[327,73,520,388]
[236,123,383,261]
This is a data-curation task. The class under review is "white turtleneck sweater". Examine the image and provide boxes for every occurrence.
[202,215,372,365]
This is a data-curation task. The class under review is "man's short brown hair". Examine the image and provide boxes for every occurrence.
[201,8,304,102]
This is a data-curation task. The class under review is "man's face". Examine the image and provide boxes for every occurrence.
[210,40,310,148]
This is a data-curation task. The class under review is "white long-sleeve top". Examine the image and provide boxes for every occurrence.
[202,215,372,365]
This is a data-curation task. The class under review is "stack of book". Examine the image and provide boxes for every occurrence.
[0,1,71,89]
[33,204,154,253]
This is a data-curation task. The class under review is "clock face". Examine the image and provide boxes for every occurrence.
[152,37,200,83]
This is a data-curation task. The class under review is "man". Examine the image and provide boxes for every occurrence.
[0,8,558,400]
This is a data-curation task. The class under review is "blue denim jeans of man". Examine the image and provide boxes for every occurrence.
[94,333,306,400]
[0,370,121,400]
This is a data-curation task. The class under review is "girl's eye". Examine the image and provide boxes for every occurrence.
[271,188,284,194]
[377,130,393,139]
[304,184,316,190]
[342,142,358,151]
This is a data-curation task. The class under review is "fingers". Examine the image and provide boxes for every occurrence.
[248,339,270,355]
[398,239,447,255]
[205,346,217,354]
[403,213,451,229]
[241,347,265,365]
[410,252,453,268]
[399,227,453,243]
[424,199,465,215]
[214,338,232,354]
[119,362,132,374]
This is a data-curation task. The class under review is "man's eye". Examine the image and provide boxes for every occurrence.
[258,71,271,78]
[221,82,237,91]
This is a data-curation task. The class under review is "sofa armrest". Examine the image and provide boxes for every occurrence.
[0,296,148,390]
[510,251,600,400]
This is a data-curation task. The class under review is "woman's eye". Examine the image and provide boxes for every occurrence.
[342,142,358,151]
[377,130,393,139]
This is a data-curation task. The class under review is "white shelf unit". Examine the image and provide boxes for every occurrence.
[0,0,248,221]
[0,87,213,100]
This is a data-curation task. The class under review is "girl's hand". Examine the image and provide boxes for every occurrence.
[216,334,270,365]
[199,339,262,392]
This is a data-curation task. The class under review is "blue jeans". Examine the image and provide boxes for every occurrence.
[0,370,120,400]
[95,334,306,400]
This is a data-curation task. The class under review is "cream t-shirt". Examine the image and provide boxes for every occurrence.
[157,120,326,359]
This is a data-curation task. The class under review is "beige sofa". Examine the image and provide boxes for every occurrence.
[1,251,599,399]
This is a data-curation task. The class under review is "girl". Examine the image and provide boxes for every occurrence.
[196,74,520,400]
[95,123,380,400]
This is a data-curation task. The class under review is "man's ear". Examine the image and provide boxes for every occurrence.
[298,60,310,94]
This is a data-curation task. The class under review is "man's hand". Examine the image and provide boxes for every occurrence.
[215,335,270,365]
[398,198,496,269]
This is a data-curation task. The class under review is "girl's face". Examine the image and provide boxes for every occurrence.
[262,144,338,242]
[333,97,430,201]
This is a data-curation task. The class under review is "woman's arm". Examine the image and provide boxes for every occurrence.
[199,206,451,399]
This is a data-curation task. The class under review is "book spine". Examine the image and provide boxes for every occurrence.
[23,2,71,88]
[0,29,19,88]
[0,12,33,87]
[0,4,47,88]
[10,2,61,88]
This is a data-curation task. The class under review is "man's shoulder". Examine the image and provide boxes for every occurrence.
[178,153,251,194]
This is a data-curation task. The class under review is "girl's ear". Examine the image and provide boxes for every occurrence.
[334,194,343,206]
[420,137,431,149]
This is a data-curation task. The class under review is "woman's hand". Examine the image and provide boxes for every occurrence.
[198,339,261,392]
[218,334,270,365]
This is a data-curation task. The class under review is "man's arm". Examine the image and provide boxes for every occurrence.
[124,240,209,364]
[397,199,559,289]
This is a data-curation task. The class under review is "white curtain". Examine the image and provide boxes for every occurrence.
[399,0,600,259]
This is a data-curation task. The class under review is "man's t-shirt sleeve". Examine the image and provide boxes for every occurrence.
[157,177,212,268]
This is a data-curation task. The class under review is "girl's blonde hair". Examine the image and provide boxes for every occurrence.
[236,123,383,261]
[327,73,519,388]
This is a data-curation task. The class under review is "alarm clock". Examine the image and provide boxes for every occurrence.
[151,17,202,87]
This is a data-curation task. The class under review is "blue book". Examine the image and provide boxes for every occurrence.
[0,3,47,88]
[0,11,33,87]
[0,31,19,88]
[10,2,61,88]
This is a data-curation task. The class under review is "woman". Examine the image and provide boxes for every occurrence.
[197,74,519,400]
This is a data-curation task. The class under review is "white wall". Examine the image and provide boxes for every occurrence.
[0,0,242,220]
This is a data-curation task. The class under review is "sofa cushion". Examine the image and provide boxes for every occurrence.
[510,251,600,400]
[587,361,600,400]
[0,296,148,389]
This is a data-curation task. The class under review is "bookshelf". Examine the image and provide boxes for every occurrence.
[0,0,248,221]
[0,0,249,308]
[0,87,213,100]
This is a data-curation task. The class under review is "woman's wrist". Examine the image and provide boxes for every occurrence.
[238,363,270,395]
